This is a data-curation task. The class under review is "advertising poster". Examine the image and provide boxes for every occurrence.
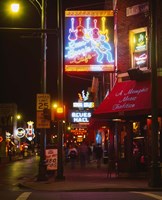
[45,149,58,170]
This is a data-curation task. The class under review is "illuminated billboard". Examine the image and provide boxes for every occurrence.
[64,10,114,72]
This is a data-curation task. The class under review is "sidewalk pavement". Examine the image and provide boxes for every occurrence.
[20,160,162,192]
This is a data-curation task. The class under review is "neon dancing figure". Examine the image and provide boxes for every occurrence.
[92,35,114,63]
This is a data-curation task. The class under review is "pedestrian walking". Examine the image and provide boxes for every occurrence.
[78,141,88,168]
[68,144,78,169]
[87,144,92,163]
[94,143,103,168]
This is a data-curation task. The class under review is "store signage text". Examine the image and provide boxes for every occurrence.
[73,102,94,108]
[71,111,92,123]
[112,87,149,111]
[65,10,114,72]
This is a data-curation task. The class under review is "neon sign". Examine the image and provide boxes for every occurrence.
[131,28,148,68]
[78,90,89,101]
[134,53,147,65]
[70,111,92,123]
[26,121,35,141]
[65,10,114,72]
[6,132,11,139]
[73,102,94,108]
[134,32,146,52]
[134,52,147,68]
[16,128,25,138]
[0,136,3,143]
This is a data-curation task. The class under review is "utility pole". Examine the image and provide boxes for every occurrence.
[56,0,65,180]
[37,0,47,181]
[148,0,161,187]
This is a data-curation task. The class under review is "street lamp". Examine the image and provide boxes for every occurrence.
[34,0,48,181]
[7,0,64,181]
[16,114,21,120]
[11,3,19,12]
[9,0,47,181]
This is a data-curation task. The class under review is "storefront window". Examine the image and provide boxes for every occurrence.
[96,131,102,144]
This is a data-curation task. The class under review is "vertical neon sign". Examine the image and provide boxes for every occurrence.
[131,29,148,68]
[64,10,114,72]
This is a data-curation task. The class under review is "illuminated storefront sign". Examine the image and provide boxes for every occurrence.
[16,128,25,138]
[73,102,94,108]
[0,136,3,143]
[64,10,114,72]
[70,111,92,123]
[70,123,88,129]
[6,131,11,139]
[133,31,147,68]
[134,52,147,68]
[71,129,87,135]
[73,90,95,108]
[71,129,87,143]
[134,32,146,52]
[26,121,35,141]
[78,90,89,101]
[130,28,148,68]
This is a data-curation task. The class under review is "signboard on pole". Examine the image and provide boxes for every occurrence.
[36,94,51,128]
[64,10,114,72]
[45,149,58,170]
[37,94,51,111]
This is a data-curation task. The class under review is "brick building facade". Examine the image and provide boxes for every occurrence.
[115,0,162,73]
[117,0,149,72]
[90,0,162,175]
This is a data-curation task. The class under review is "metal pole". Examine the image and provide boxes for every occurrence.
[41,0,47,94]
[56,0,65,180]
[108,1,118,97]
[148,0,161,187]
[113,0,118,86]
[37,0,47,181]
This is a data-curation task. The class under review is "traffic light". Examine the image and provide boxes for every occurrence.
[56,106,65,120]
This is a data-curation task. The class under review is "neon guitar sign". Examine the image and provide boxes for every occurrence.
[65,10,114,72]
[68,18,77,41]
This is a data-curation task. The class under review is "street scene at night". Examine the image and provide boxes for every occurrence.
[0,0,162,199]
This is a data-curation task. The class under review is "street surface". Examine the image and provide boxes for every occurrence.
[0,191,162,200]
[0,157,162,199]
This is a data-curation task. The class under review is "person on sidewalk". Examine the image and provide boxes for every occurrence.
[68,144,78,169]
[78,141,88,168]
[94,143,103,168]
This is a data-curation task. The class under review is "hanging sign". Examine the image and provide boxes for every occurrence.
[64,10,114,72]
[16,128,25,138]
[26,121,35,141]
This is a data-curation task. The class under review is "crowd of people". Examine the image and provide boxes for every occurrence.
[64,141,103,169]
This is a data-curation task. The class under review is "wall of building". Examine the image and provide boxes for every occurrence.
[0,103,17,137]
[117,0,149,73]
[157,0,162,69]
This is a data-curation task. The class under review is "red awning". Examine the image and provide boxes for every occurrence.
[93,78,162,119]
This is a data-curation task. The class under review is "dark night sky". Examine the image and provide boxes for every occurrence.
[0,0,106,122]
